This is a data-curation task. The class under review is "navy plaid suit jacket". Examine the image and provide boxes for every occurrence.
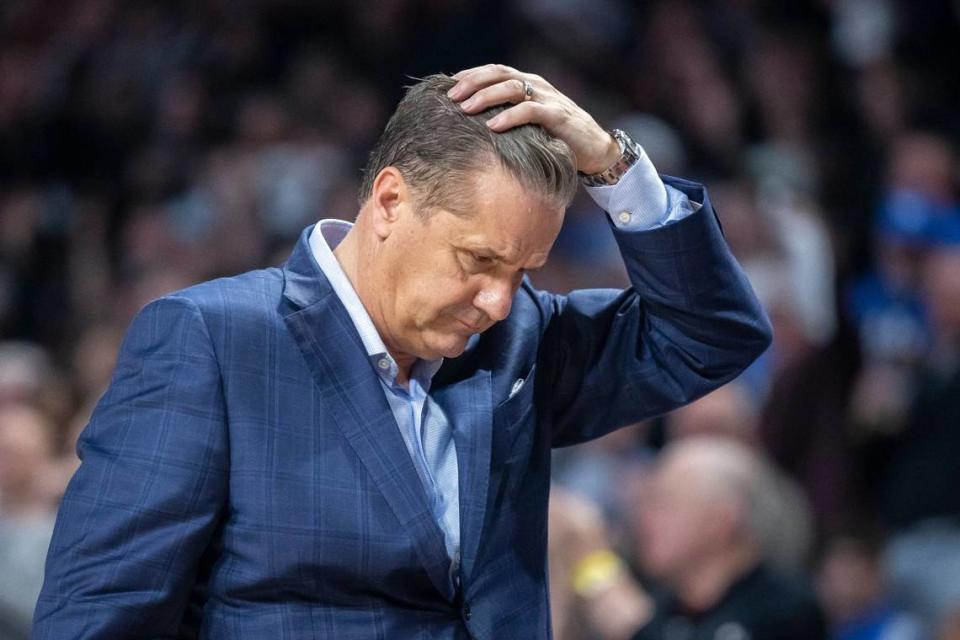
[33,178,771,639]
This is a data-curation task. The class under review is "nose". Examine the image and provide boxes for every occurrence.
[474,278,514,323]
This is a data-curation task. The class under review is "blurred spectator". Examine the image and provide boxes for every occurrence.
[0,342,70,425]
[627,437,826,639]
[0,404,58,639]
[847,132,957,437]
[578,437,827,640]
[668,384,816,573]
[880,243,960,632]
[816,530,922,640]
[0,404,57,514]
[549,488,651,640]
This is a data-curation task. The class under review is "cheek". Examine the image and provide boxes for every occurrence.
[399,272,469,324]
[641,507,701,559]
[409,270,476,316]
[387,241,475,325]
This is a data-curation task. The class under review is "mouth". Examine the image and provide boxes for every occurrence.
[456,318,485,334]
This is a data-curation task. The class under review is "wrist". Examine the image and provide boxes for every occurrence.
[579,129,642,187]
[571,549,625,597]
[579,133,622,176]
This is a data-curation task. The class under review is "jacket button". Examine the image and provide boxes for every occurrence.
[463,602,472,621]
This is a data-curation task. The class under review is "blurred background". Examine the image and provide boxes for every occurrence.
[1,0,959,638]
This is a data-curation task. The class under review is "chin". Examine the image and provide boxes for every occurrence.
[435,342,470,359]
[425,333,471,359]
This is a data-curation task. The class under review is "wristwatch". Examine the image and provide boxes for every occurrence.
[579,129,641,187]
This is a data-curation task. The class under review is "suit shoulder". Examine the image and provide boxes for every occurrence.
[159,267,285,324]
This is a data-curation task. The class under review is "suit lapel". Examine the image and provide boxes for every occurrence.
[280,228,455,601]
[431,365,492,584]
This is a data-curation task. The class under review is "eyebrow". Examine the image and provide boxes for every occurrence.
[460,243,513,262]
[473,250,548,272]
[474,248,511,261]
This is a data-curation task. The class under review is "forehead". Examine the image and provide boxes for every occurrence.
[437,168,564,263]
[651,454,715,500]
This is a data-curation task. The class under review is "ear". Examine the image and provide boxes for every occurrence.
[369,167,413,240]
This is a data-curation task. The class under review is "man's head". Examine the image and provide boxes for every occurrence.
[346,74,578,362]
[358,74,578,215]
[0,403,55,504]
[636,437,776,584]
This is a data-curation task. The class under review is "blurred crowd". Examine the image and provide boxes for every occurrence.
[1,0,959,638]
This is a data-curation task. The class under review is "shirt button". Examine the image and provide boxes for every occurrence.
[377,358,390,370]
[617,210,632,224]
[463,602,472,621]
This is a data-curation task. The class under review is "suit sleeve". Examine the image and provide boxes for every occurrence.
[33,295,229,639]
[537,177,773,447]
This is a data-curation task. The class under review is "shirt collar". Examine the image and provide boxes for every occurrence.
[307,220,443,389]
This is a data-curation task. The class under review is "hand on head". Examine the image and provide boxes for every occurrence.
[448,64,621,175]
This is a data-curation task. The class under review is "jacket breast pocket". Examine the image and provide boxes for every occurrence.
[492,364,537,464]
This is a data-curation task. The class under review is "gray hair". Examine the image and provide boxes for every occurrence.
[358,74,578,214]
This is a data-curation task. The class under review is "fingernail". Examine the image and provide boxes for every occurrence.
[461,97,475,109]
[447,85,462,99]
[486,116,501,128]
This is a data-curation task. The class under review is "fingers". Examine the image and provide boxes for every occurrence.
[448,63,608,172]
[485,101,560,132]
[451,63,515,82]
[449,64,557,131]
[448,64,526,101]
[459,78,529,113]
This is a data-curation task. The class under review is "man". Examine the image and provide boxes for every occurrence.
[0,404,57,640]
[33,66,770,639]
[565,438,825,640]
[628,437,826,640]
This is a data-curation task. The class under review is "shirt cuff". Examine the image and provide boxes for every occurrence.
[584,145,698,230]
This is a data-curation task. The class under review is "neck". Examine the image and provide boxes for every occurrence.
[671,543,758,612]
[332,219,417,384]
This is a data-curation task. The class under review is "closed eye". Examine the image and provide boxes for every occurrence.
[459,251,496,271]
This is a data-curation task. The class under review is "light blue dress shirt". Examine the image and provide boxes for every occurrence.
[308,221,462,575]
[307,144,696,578]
